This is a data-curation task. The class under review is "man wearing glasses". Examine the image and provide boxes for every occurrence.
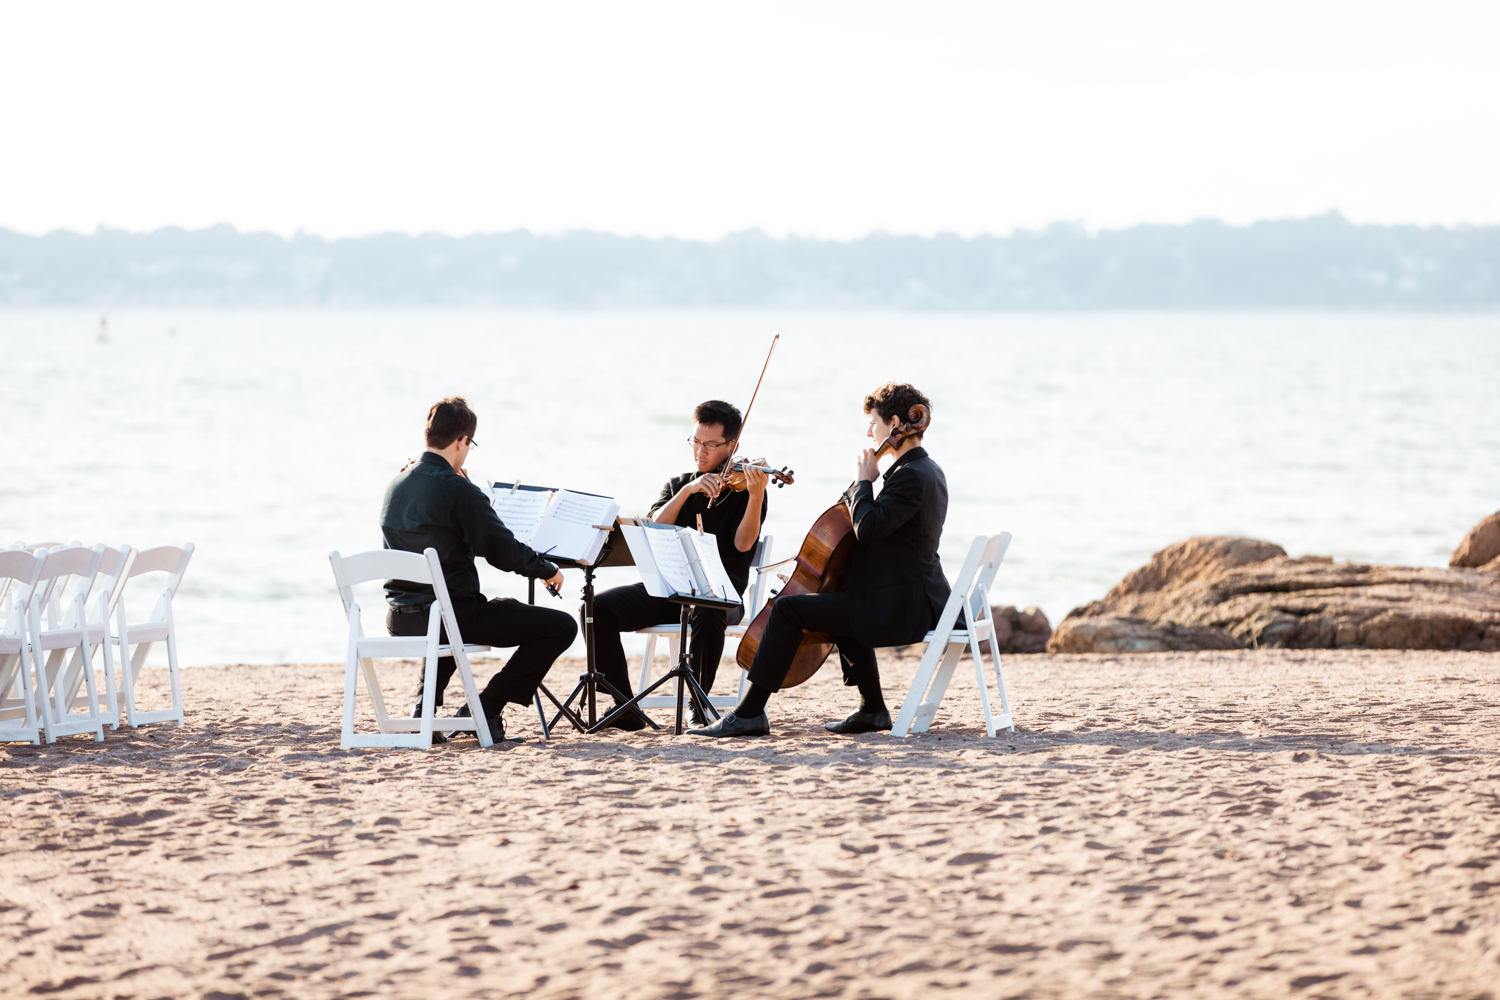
[589,400,769,728]
[383,397,574,743]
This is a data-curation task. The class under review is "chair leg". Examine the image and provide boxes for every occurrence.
[77,633,104,742]
[128,640,153,726]
[991,648,1014,732]
[362,659,391,731]
[164,626,185,726]
[340,640,361,751]
[912,642,965,735]
[970,638,996,738]
[418,647,439,748]
[451,648,492,748]
[639,634,657,694]
[893,642,945,737]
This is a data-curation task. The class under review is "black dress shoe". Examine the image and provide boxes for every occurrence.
[453,703,515,743]
[411,699,447,744]
[601,704,648,731]
[824,709,893,734]
[687,710,770,738]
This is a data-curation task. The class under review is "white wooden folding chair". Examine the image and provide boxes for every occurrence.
[330,546,494,749]
[635,535,793,711]
[28,544,111,743]
[0,549,47,744]
[52,545,134,729]
[892,533,1014,738]
[111,544,192,727]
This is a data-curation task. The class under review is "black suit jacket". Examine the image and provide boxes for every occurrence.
[840,446,950,647]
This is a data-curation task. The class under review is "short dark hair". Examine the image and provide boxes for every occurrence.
[425,396,478,449]
[693,400,742,442]
[863,383,931,438]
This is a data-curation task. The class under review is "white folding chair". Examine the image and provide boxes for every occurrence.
[330,546,493,749]
[28,544,110,742]
[112,544,192,727]
[53,545,134,729]
[892,533,1015,738]
[0,549,46,744]
[635,535,794,711]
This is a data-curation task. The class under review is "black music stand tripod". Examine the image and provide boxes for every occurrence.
[592,591,740,736]
[543,527,660,735]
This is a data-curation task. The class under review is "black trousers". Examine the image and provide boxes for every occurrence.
[745,591,880,692]
[591,583,743,698]
[387,598,577,717]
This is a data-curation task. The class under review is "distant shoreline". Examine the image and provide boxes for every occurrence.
[4,214,1497,309]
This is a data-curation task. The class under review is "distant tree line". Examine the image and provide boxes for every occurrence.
[1,214,1496,308]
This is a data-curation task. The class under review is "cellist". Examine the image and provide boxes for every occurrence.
[690,383,950,738]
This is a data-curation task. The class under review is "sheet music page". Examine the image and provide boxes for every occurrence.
[688,532,739,604]
[618,520,668,597]
[643,525,695,595]
[530,489,619,562]
[489,484,554,547]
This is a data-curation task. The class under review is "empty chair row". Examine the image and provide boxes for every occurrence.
[0,542,193,745]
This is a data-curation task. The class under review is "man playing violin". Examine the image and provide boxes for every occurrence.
[690,383,949,738]
[590,399,769,728]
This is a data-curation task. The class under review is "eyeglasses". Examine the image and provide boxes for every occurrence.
[687,436,731,452]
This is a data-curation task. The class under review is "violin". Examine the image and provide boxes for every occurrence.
[735,403,930,687]
[712,461,795,495]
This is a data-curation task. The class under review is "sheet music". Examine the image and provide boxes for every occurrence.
[643,524,696,594]
[688,533,739,604]
[530,489,620,563]
[489,484,554,547]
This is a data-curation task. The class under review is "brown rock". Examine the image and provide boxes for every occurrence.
[1049,535,1500,654]
[1046,617,1242,654]
[1452,511,1500,568]
[983,605,1052,654]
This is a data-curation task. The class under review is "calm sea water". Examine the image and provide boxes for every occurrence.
[4,309,1498,666]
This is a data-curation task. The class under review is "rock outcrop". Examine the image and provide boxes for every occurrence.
[1049,534,1500,654]
[1451,511,1500,571]
[984,605,1052,654]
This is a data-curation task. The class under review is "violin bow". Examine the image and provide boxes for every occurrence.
[708,333,779,507]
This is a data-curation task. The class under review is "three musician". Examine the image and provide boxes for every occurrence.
[380,384,945,743]
[591,400,768,728]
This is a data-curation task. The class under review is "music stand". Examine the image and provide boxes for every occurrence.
[545,522,661,734]
[592,590,740,736]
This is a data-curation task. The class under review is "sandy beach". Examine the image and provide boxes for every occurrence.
[3,649,1497,999]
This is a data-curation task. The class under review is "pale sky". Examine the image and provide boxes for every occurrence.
[1,1,1496,240]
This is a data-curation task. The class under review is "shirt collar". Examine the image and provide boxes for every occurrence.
[883,446,928,481]
[419,451,456,472]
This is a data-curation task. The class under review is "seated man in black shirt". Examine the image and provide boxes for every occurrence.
[382,396,575,743]
[590,400,769,728]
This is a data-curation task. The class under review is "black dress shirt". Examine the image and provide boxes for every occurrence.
[381,452,559,609]
[649,471,768,596]
[840,446,951,647]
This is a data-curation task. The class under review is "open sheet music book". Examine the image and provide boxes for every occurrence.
[489,483,620,565]
[618,518,741,606]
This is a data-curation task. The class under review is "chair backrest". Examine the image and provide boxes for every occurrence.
[744,534,777,616]
[329,548,434,614]
[0,549,45,636]
[929,533,1012,645]
[328,546,464,647]
[32,544,106,629]
[85,545,134,618]
[118,544,194,625]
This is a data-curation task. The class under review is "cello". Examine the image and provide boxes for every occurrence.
[735,402,930,687]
